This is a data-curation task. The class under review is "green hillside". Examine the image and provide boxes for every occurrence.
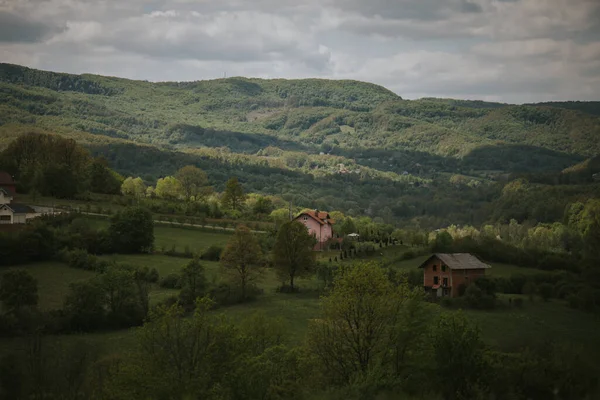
[1,63,599,227]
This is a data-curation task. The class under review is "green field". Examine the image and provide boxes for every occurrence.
[5,262,96,311]
[463,296,600,360]
[2,226,599,369]
[85,218,231,254]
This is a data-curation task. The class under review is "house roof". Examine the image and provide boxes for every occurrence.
[0,203,36,214]
[0,172,14,186]
[294,210,335,225]
[0,186,14,196]
[418,253,492,270]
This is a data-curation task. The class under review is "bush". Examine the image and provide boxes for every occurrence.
[208,282,262,306]
[465,284,496,309]
[63,249,108,272]
[159,274,182,289]
[201,245,223,261]
[147,268,159,283]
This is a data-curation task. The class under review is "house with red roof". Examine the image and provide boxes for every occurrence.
[293,209,335,251]
[0,172,16,195]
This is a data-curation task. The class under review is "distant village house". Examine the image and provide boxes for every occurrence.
[294,209,335,251]
[419,253,491,298]
[0,172,37,225]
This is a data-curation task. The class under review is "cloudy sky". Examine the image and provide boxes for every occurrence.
[1,0,599,103]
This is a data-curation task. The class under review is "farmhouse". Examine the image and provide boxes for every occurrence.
[294,209,335,251]
[0,172,36,224]
[419,253,491,298]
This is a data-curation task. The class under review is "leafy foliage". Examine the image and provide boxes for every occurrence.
[272,221,317,291]
[108,207,154,253]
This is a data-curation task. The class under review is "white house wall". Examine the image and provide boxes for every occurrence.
[0,207,13,224]
[0,192,12,205]
[13,214,27,224]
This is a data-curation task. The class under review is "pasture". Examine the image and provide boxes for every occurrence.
[4,262,96,311]
[2,225,599,368]
[84,217,231,254]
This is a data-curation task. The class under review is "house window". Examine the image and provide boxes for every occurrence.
[433,276,439,285]
[433,265,437,271]
[303,216,308,221]
[441,265,447,272]
[0,215,10,221]
[443,278,448,287]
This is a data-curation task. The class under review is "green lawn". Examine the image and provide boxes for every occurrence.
[461,297,600,360]
[99,254,192,277]
[153,225,231,254]
[5,262,96,311]
[83,218,231,254]
[3,257,600,367]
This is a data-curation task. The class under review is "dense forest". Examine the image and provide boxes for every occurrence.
[1,63,599,228]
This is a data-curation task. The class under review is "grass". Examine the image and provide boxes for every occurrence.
[83,217,231,254]
[153,225,231,254]
[3,255,600,366]
[1,223,597,367]
[461,296,600,360]
[5,262,96,311]
[99,254,192,277]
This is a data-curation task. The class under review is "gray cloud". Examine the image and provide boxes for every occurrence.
[0,0,598,103]
[0,11,60,42]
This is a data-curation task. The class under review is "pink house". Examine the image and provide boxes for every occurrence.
[294,209,335,251]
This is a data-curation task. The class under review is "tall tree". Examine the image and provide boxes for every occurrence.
[175,165,209,201]
[1,132,91,197]
[108,207,154,253]
[121,177,146,199]
[179,258,208,308]
[155,176,183,200]
[272,221,316,291]
[221,177,246,211]
[220,225,263,300]
[431,312,489,400]
[89,157,123,194]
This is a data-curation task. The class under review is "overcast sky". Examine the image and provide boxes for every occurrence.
[1,0,599,103]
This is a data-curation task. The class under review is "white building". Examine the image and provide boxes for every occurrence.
[0,177,37,224]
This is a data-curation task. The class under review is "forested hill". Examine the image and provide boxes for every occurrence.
[1,63,599,227]
[1,63,598,163]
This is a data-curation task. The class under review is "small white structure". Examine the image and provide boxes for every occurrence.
[0,203,35,224]
[0,178,37,224]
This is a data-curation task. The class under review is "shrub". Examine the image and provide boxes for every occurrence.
[148,268,159,283]
[465,284,496,309]
[201,245,223,261]
[63,249,108,272]
[159,274,182,289]
[208,283,262,306]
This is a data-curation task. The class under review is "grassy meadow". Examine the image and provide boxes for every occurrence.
[4,262,96,311]
[85,217,232,254]
[2,223,599,367]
